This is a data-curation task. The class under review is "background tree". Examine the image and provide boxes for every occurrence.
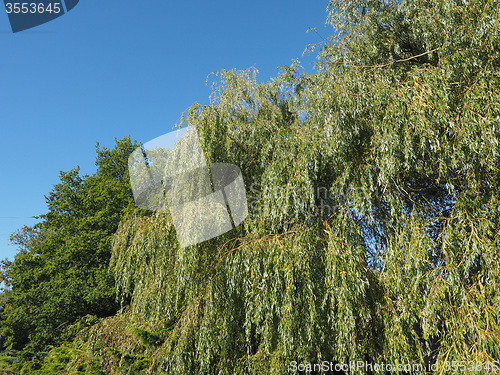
[0,137,143,356]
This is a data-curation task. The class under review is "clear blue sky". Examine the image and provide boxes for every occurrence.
[0,1,333,261]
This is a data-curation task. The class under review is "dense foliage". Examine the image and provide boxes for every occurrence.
[3,0,500,373]
[0,137,142,368]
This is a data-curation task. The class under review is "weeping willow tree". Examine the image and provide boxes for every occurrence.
[54,0,500,374]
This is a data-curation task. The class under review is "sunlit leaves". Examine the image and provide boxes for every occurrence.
[34,0,500,373]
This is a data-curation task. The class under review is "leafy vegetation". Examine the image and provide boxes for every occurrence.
[0,137,144,371]
[1,0,500,373]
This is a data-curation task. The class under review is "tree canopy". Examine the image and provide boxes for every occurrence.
[1,137,142,356]
[2,0,500,373]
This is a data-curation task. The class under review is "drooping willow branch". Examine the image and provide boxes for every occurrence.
[325,47,441,70]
